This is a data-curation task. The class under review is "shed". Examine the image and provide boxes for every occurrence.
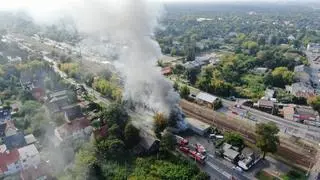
[185,117,210,136]
[196,92,218,108]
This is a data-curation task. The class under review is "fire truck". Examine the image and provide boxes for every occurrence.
[193,143,206,155]
[175,135,189,146]
[178,146,206,164]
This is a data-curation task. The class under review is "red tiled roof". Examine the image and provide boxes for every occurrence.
[56,117,90,139]
[0,149,19,172]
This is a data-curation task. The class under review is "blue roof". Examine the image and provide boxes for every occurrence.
[4,132,27,150]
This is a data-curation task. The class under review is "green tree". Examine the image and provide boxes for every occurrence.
[20,100,41,116]
[96,138,125,160]
[108,124,122,139]
[73,143,97,180]
[153,113,168,138]
[180,85,190,99]
[308,96,320,113]
[213,99,223,110]
[101,103,129,129]
[270,67,294,87]
[256,122,280,159]
[160,132,176,152]
[192,171,210,180]
[224,132,244,148]
[173,81,179,91]
[124,123,140,148]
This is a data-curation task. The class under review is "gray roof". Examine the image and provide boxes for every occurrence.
[139,130,160,150]
[223,143,240,160]
[185,117,211,132]
[196,92,218,104]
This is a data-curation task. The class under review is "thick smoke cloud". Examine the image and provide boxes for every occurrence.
[2,0,181,116]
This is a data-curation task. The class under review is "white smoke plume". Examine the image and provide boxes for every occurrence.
[1,0,182,116]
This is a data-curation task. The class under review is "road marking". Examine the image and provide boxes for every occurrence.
[206,161,232,179]
[208,154,214,158]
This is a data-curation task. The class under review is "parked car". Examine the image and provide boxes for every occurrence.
[232,166,243,173]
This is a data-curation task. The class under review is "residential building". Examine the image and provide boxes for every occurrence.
[185,117,210,136]
[54,117,92,143]
[62,105,84,122]
[254,99,275,113]
[20,162,53,180]
[46,96,70,113]
[135,130,160,155]
[4,132,27,150]
[24,134,37,145]
[286,82,315,99]
[222,143,240,163]
[196,92,219,108]
[237,147,261,170]
[18,144,40,170]
[282,105,295,121]
[0,149,21,177]
[4,120,17,137]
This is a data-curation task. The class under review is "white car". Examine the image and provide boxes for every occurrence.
[232,166,243,173]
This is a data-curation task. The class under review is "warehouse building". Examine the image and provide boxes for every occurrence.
[185,117,211,136]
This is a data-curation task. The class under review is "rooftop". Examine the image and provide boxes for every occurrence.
[139,130,160,150]
[4,132,27,150]
[0,149,20,173]
[196,92,218,104]
[18,144,39,160]
[257,99,274,107]
[24,134,37,145]
[56,117,91,140]
[62,105,83,121]
[295,106,318,116]
[49,90,68,99]
[185,117,211,131]
[222,143,240,160]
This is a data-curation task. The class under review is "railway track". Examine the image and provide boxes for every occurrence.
[180,100,316,169]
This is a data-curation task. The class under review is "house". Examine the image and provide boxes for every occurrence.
[254,99,274,113]
[196,92,219,108]
[161,67,172,76]
[48,90,68,100]
[0,108,11,124]
[24,134,37,145]
[135,130,160,155]
[20,162,53,180]
[4,132,27,150]
[18,144,40,170]
[0,149,21,177]
[185,117,211,136]
[222,143,240,163]
[4,120,18,137]
[286,83,315,99]
[237,147,261,170]
[46,96,70,113]
[282,105,295,121]
[54,117,92,143]
[62,105,83,122]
